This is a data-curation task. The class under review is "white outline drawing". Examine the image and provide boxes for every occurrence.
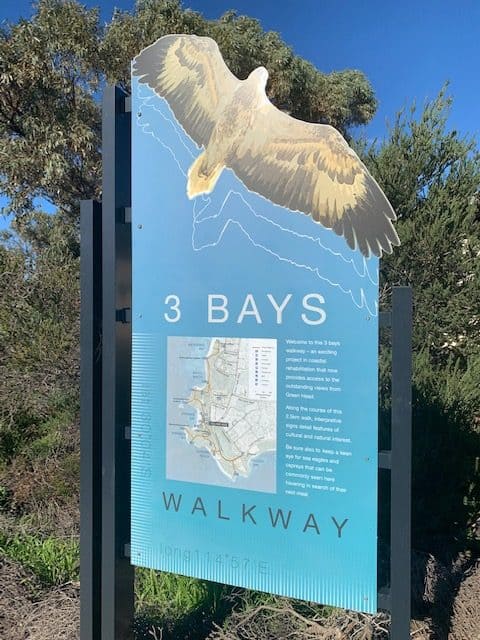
[135,82,379,316]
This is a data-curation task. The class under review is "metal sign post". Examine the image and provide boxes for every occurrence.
[101,85,134,640]
[80,86,134,640]
[378,286,413,638]
[80,199,103,640]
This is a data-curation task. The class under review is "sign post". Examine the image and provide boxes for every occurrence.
[80,199,103,640]
[390,287,413,636]
[101,85,134,640]
[80,86,134,640]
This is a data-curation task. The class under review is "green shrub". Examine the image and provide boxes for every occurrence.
[135,569,227,618]
[0,533,79,586]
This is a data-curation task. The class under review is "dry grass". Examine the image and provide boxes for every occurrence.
[0,417,80,539]
[0,556,79,640]
[21,582,80,640]
[208,598,433,640]
[449,560,480,640]
[1,545,479,639]
[0,556,38,640]
[208,550,480,640]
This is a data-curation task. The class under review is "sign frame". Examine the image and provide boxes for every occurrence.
[79,86,412,640]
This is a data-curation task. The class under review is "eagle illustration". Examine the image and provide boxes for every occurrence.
[132,35,400,258]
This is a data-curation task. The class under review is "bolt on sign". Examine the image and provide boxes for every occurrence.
[130,35,400,613]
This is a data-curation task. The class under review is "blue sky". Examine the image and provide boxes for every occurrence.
[1,0,479,225]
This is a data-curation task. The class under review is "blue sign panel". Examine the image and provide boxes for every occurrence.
[131,36,399,613]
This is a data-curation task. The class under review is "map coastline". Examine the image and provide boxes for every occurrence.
[167,336,277,492]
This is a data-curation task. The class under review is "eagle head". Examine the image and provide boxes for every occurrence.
[249,66,269,89]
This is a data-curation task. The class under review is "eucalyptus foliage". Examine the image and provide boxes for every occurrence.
[0,0,376,220]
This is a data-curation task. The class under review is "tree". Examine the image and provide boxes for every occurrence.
[0,214,79,461]
[0,0,377,223]
[360,90,480,552]
[365,90,480,367]
[0,0,102,220]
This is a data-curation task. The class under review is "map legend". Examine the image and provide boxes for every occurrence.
[248,339,277,401]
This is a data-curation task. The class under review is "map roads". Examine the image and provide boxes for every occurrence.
[166,336,277,490]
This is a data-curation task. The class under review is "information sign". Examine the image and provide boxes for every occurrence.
[131,34,400,613]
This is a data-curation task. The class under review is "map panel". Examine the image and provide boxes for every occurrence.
[166,336,277,492]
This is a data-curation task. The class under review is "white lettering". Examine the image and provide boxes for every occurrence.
[301,294,326,325]
[164,294,181,323]
[267,293,292,324]
[237,294,262,324]
[208,294,229,323]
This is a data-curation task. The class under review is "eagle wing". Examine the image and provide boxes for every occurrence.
[230,104,400,257]
[132,34,241,148]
